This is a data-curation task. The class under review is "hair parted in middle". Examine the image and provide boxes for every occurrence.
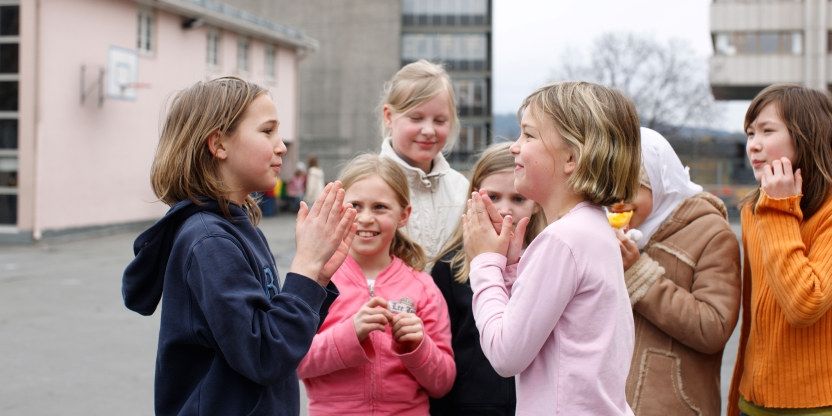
[339,153,427,271]
[150,76,268,223]
[379,59,459,151]
[433,142,547,283]
[741,83,832,220]
[519,81,642,206]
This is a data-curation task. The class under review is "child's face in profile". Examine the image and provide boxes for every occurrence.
[479,169,537,224]
[384,91,452,173]
[345,175,410,263]
[217,94,286,203]
[746,102,796,183]
[510,107,575,205]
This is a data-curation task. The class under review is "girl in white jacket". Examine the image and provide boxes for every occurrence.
[379,60,469,259]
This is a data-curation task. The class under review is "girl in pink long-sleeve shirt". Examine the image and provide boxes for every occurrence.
[298,154,455,416]
[462,82,642,415]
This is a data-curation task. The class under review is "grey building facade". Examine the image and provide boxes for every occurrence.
[710,0,828,99]
[225,0,492,179]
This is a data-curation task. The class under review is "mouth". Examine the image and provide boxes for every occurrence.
[270,164,282,173]
[750,160,765,169]
[415,140,438,148]
[356,230,380,238]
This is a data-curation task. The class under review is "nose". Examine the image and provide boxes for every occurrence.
[355,208,373,224]
[495,202,512,218]
[274,136,288,155]
[421,121,435,137]
[510,136,521,154]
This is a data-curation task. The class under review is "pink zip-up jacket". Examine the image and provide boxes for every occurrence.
[298,256,455,416]
[470,202,635,416]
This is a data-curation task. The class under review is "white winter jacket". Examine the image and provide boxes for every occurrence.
[380,138,469,260]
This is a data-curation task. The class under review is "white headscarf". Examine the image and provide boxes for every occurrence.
[635,127,702,249]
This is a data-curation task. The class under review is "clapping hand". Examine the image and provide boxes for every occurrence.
[290,181,357,286]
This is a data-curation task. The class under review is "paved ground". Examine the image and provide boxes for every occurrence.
[0,214,741,415]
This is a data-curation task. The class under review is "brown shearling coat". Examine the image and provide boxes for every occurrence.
[624,192,741,416]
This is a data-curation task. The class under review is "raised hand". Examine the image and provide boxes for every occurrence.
[506,216,530,265]
[354,297,392,342]
[615,228,640,270]
[462,191,512,259]
[761,157,802,199]
[391,312,424,353]
[290,181,357,286]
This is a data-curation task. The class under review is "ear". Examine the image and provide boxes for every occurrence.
[398,204,412,228]
[382,104,394,130]
[207,130,228,160]
[563,151,577,175]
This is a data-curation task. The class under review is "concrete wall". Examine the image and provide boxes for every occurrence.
[224,0,402,180]
[18,0,301,237]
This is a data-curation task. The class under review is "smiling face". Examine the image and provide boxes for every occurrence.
[213,94,286,204]
[346,175,411,265]
[479,169,537,223]
[509,107,576,210]
[746,103,797,183]
[384,91,452,173]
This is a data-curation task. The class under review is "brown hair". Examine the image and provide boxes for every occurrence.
[379,59,459,151]
[433,142,547,283]
[519,81,642,205]
[741,83,832,219]
[151,76,268,223]
[339,154,428,271]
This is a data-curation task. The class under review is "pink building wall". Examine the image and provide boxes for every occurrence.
[20,0,302,238]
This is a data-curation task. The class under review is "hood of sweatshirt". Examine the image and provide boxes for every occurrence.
[122,199,235,316]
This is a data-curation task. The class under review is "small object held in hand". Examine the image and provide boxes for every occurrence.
[388,297,415,314]
[606,202,636,230]
[625,229,643,242]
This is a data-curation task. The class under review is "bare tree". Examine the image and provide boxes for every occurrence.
[553,33,718,135]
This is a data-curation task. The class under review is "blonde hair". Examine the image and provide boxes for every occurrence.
[741,83,832,219]
[151,76,268,223]
[433,142,547,283]
[339,154,428,271]
[379,60,459,151]
[519,81,641,205]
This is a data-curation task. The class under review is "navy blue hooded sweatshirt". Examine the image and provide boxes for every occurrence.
[122,199,338,416]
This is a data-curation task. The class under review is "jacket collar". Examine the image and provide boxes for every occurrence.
[340,255,407,287]
[380,138,453,188]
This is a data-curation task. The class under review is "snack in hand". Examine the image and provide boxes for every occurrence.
[606,202,635,230]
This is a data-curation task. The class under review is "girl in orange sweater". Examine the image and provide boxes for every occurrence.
[729,84,832,415]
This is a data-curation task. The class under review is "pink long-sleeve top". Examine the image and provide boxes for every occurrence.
[297,256,455,416]
[469,202,635,416]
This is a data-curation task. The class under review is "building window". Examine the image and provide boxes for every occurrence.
[264,44,276,80]
[713,31,802,56]
[454,78,488,116]
[0,2,18,225]
[206,28,220,67]
[402,0,489,26]
[237,36,250,72]
[136,7,154,54]
[402,33,488,70]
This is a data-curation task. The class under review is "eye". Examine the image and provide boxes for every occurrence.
[488,193,499,202]
[373,203,389,211]
[435,118,447,125]
[512,196,527,204]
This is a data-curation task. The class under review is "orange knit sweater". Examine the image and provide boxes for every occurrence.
[728,192,832,415]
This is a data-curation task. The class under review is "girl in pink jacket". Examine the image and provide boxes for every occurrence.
[298,154,455,415]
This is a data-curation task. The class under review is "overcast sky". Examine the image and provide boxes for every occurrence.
[492,0,748,132]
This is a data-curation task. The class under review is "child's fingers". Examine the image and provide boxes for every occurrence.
[296,201,309,225]
[315,182,339,218]
[327,188,346,226]
[479,190,503,231]
[795,168,803,193]
[334,205,357,240]
[366,296,389,309]
[515,216,530,238]
[395,332,423,344]
[309,182,333,217]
